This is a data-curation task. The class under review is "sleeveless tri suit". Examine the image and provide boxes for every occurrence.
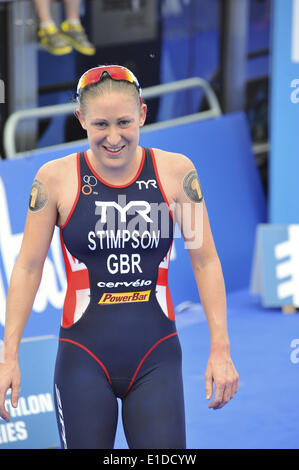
[53,148,186,449]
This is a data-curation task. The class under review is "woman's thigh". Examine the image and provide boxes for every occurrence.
[54,340,118,449]
[121,359,186,449]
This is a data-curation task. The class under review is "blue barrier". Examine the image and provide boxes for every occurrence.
[270,0,299,223]
[0,337,59,449]
[0,111,266,341]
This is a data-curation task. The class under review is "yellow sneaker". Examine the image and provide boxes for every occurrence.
[38,23,73,55]
[60,21,96,56]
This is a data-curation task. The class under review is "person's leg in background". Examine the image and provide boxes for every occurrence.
[33,0,52,24]
[60,0,96,56]
[33,0,72,55]
[63,0,81,21]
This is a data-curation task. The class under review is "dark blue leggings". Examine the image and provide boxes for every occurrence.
[53,335,186,449]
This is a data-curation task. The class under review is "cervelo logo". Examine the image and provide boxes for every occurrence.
[0,177,66,327]
[95,200,153,223]
[97,279,152,288]
[136,179,157,190]
[99,290,151,305]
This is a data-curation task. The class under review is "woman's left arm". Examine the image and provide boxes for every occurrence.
[173,157,239,410]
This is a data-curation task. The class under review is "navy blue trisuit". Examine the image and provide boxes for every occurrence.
[53,147,186,449]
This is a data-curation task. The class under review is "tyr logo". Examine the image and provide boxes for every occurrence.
[136,179,157,190]
[95,200,153,223]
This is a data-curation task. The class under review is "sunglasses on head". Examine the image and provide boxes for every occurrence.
[76,65,142,103]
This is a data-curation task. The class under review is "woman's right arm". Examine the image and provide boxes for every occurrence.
[0,162,58,421]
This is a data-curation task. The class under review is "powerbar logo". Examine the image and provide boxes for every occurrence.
[99,290,151,304]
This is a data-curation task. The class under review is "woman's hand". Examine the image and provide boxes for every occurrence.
[0,360,21,421]
[205,350,239,409]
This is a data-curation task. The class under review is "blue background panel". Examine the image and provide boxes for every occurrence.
[269,0,299,223]
[0,337,59,449]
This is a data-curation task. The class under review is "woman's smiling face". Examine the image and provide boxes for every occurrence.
[77,89,147,170]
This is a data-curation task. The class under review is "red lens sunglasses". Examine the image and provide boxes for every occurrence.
[76,65,142,104]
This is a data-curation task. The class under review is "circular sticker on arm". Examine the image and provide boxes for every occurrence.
[29,179,49,212]
[182,169,203,203]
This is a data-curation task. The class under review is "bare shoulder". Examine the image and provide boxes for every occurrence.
[34,152,77,185]
[151,148,202,204]
[152,147,196,177]
[29,153,78,214]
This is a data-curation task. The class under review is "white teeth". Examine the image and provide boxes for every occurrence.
[105,146,122,152]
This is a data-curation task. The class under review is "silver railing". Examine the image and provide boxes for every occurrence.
[3,77,222,159]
